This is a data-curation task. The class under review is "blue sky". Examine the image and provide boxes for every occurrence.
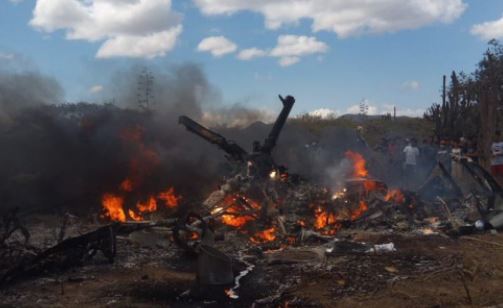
[1,0,503,117]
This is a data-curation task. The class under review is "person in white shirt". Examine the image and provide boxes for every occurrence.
[491,131,503,185]
[403,139,420,188]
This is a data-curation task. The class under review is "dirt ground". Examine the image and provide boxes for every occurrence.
[2,224,503,308]
[289,232,503,307]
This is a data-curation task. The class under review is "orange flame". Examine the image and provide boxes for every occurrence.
[251,227,277,243]
[221,210,255,228]
[351,200,369,221]
[128,209,143,221]
[120,126,161,191]
[120,178,134,192]
[314,207,337,230]
[158,187,180,208]
[102,194,126,222]
[363,180,377,192]
[312,206,340,235]
[100,125,182,223]
[345,151,368,177]
[120,125,144,143]
[219,195,260,228]
[385,189,405,204]
[190,232,200,240]
[101,173,181,222]
[137,196,157,213]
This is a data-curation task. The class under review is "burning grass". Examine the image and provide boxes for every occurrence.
[101,183,181,222]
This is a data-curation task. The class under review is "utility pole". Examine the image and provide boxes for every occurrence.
[359,99,369,118]
[137,68,154,111]
[442,75,446,108]
[441,75,447,140]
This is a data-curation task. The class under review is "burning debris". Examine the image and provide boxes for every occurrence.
[2,94,503,307]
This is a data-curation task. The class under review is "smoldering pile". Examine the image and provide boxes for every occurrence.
[2,91,503,307]
[2,62,503,306]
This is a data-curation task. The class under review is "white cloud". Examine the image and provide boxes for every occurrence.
[237,48,267,60]
[238,35,327,67]
[89,85,104,94]
[197,36,238,57]
[270,35,328,66]
[0,53,15,60]
[194,0,467,38]
[471,15,503,40]
[29,0,183,58]
[278,56,300,67]
[309,108,337,119]
[97,26,182,58]
[402,80,421,91]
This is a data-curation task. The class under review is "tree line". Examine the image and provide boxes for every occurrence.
[424,39,503,168]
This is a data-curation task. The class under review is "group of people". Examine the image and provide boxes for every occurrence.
[376,133,503,188]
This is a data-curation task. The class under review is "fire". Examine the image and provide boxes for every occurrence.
[345,151,368,177]
[120,125,144,142]
[190,232,200,240]
[363,180,377,192]
[102,177,180,222]
[158,187,180,208]
[225,289,239,299]
[420,228,436,235]
[128,209,143,221]
[137,196,157,213]
[351,200,369,221]
[120,178,133,192]
[313,206,340,235]
[251,227,277,243]
[314,207,337,229]
[385,189,405,204]
[102,194,126,222]
[221,208,255,228]
[99,125,182,223]
[332,188,346,200]
[219,195,261,228]
[119,125,161,191]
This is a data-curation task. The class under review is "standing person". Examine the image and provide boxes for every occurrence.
[491,131,503,185]
[403,139,420,188]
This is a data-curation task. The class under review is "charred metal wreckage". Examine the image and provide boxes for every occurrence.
[2,94,503,305]
[179,94,295,179]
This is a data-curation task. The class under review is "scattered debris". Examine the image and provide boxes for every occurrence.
[2,94,503,307]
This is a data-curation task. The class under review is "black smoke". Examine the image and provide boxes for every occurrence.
[0,62,371,216]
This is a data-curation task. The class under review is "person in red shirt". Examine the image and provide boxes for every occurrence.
[491,131,503,185]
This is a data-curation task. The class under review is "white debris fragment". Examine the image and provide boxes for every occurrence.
[367,242,396,253]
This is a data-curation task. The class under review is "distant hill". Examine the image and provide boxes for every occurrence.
[290,113,433,146]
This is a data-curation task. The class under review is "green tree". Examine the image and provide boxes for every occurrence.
[425,40,503,168]
[474,40,503,167]
[424,71,478,141]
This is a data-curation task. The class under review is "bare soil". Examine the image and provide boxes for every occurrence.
[2,225,503,307]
